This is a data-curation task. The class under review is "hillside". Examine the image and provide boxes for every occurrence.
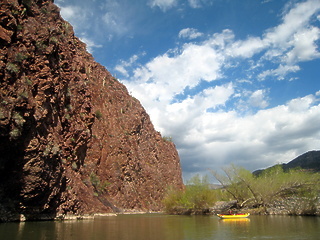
[0,0,184,222]
[254,150,320,175]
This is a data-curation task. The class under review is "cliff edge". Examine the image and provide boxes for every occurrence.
[0,0,184,222]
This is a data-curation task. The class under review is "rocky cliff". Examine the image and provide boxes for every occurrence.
[0,0,184,222]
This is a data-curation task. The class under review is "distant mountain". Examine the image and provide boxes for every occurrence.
[254,150,320,175]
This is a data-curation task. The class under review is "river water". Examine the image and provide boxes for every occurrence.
[0,214,319,240]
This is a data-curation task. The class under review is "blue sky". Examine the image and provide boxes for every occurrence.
[56,0,320,180]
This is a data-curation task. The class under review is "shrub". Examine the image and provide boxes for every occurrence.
[163,175,216,214]
[162,136,173,142]
[0,110,5,119]
[6,63,19,73]
[95,110,102,119]
[212,164,320,210]
[12,112,25,127]
[71,162,78,170]
[25,77,32,86]
[90,172,110,194]
[49,36,58,44]
[15,53,28,62]
[9,128,21,139]
[90,172,100,187]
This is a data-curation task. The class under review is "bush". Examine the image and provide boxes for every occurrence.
[9,128,21,139]
[95,110,102,120]
[162,136,173,142]
[163,175,216,214]
[90,172,110,194]
[6,63,19,73]
[212,164,320,210]
[15,53,28,62]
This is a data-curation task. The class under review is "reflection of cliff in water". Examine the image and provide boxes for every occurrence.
[1,215,320,240]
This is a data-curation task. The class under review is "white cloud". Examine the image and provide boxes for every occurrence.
[79,36,103,53]
[287,94,316,112]
[58,5,88,30]
[57,4,103,52]
[181,93,320,175]
[179,28,203,39]
[148,0,179,11]
[229,37,265,58]
[59,5,77,20]
[58,0,134,49]
[284,26,320,64]
[148,0,210,10]
[124,41,226,109]
[121,0,320,179]
[115,55,140,77]
[258,64,300,80]
[264,0,320,47]
[248,89,269,108]
[102,11,128,36]
[188,0,203,8]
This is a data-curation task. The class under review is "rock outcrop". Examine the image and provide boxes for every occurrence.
[0,0,184,222]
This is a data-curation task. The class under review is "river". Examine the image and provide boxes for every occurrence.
[0,214,319,240]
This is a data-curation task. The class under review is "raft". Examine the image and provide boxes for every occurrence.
[217,213,250,219]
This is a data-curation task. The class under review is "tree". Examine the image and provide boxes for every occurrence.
[211,164,320,210]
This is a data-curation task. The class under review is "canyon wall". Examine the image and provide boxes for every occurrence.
[0,0,184,222]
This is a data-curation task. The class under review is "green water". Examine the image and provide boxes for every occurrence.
[0,214,319,240]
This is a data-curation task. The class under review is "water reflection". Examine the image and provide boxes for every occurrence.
[219,218,250,224]
[0,214,319,240]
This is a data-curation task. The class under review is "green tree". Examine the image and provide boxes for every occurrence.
[212,164,320,210]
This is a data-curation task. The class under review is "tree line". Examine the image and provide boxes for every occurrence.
[163,165,320,215]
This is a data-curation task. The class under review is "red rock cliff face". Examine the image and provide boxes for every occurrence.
[0,0,184,222]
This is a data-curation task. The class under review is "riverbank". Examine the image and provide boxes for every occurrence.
[167,199,320,216]
[0,209,165,223]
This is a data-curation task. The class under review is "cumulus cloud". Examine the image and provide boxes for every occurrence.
[179,28,203,39]
[56,3,104,52]
[79,36,103,53]
[102,11,129,37]
[284,26,320,64]
[115,54,141,77]
[258,64,300,80]
[57,0,135,51]
[148,0,179,11]
[148,0,211,11]
[188,0,206,8]
[263,0,320,62]
[58,5,89,31]
[120,0,320,179]
[248,89,269,108]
